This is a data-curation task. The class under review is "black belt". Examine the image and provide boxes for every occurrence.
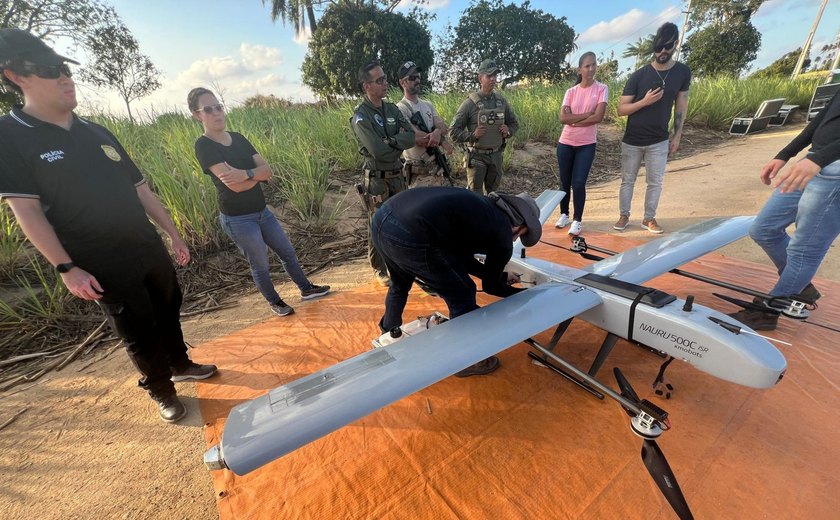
[367,169,402,178]
[469,146,501,154]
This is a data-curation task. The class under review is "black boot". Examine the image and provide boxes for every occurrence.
[153,394,187,423]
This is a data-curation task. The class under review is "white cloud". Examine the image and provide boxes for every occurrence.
[578,6,681,45]
[395,0,449,11]
[240,43,284,71]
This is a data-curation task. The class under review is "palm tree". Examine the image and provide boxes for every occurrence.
[262,0,402,36]
[622,34,655,70]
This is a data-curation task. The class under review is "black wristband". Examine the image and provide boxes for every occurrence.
[246,168,255,180]
[56,262,75,273]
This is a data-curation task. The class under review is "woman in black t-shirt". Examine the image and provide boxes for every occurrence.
[189,87,329,316]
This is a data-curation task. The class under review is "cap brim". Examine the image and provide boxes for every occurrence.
[22,50,79,66]
[399,66,420,80]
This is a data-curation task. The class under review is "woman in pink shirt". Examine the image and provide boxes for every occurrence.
[555,52,608,235]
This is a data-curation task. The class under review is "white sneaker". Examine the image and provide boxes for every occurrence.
[568,220,581,236]
[555,214,570,228]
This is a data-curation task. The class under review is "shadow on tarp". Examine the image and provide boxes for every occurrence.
[194,227,840,520]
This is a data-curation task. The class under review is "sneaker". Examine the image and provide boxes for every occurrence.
[794,283,821,306]
[727,309,779,331]
[270,299,295,316]
[154,394,187,423]
[642,218,664,234]
[613,215,629,230]
[555,214,570,228]
[375,272,391,287]
[301,284,331,300]
[455,356,500,377]
[568,220,581,236]
[171,362,218,382]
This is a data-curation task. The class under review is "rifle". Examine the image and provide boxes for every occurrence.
[408,111,453,186]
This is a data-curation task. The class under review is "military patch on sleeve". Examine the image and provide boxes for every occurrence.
[101,145,122,162]
[353,113,364,125]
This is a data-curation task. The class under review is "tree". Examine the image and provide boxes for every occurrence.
[1,0,119,112]
[681,15,761,77]
[679,0,767,77]
[80,23,161,123]
[261,0,403,36]
[301,3,432,99]
[752,48,809,78]
[622,35,654,70]
[434,0,576,91]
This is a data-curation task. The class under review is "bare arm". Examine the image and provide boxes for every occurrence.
[5,197,104,300]
[669,90,690,155]
[135,183,190,266]
[617,88,663,117]
[208,157,270,193]
[568,102,608,128]
[559,105,592,125]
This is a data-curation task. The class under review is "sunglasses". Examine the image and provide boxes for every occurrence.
[653,41,676,53]
[367,75,387,85]
[407,74,421,82]
[195,104,225,114]
[22,63,72,79]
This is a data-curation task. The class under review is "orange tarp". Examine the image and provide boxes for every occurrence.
[196,228,840,519]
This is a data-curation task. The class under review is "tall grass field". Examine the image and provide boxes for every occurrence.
[0,76,823,325]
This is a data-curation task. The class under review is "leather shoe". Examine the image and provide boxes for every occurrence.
[155,395,187,423]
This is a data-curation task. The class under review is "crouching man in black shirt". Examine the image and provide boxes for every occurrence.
[0,29,216,423]
[371,187,541,377]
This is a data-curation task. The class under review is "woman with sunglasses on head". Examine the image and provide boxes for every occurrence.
[188,87,330,317]
[554,51,608,236]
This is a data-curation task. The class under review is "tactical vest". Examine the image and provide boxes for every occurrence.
[470,93,506,150]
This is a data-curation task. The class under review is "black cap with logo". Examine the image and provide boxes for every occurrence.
[0,28,79,66]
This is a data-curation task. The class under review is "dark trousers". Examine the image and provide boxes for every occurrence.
[556,142,596,222]
[364,172,407,276]
[94,242,190,399]
[371,207,478,332]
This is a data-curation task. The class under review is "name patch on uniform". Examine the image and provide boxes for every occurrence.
[101,145,121,162]
[40,150,65,163]
[374,114,384,127]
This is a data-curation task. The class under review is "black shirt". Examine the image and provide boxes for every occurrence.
[0,108,162,272]
[382,187,520,297]
[194,132,266,216]
[622,62,691,146]
[776,90,840,168]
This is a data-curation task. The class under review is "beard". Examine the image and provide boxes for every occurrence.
[655,51,673,64]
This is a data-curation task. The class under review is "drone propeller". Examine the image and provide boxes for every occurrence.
[712,292,774,313]
[613,368,694,520]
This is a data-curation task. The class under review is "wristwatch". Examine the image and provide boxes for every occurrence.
[56,262,75,273]
[246,168,255,180]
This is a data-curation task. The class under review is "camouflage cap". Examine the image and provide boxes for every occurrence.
[477,59,501,75]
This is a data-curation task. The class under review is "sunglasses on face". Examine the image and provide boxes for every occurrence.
[23,63,72,79]
[407,74,421,82]
[195,103,225,114]
[368,75,387,85]
[654,41,676,53]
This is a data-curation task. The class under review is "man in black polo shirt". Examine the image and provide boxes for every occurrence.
[0,29,216,423]
[371,187,541,377]
[729,90,840,331]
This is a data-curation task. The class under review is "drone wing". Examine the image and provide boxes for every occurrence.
[584,216,755,284]
[210,282,601,475]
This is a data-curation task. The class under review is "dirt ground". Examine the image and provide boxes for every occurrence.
[1,124,837,520]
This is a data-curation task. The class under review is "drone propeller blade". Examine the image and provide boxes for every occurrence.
[712,292,777,313]
[641,439,694,520]
[613,367,641,403]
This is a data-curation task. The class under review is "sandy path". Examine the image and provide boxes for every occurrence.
[0,126,836,519]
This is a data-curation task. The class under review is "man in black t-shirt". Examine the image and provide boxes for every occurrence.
[614,22,691,234]
[0,29,216,424]
[371,187,541,377]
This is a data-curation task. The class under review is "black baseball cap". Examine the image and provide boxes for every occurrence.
[0,28,79,66]
[398,61,421,80]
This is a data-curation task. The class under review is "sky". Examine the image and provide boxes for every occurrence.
[63,0,840,118]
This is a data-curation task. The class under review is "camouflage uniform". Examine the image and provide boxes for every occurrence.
[350,97,415,278]
[449,60,519,194]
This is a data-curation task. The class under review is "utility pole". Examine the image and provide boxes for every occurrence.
[791,0,829,79]
[676,0,692,58]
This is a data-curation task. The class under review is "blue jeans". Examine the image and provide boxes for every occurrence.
[556,142,596,221]
[749,159,840,297]
[619,140,669,220]
[371,207,479,332]
[220,207,311,304]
